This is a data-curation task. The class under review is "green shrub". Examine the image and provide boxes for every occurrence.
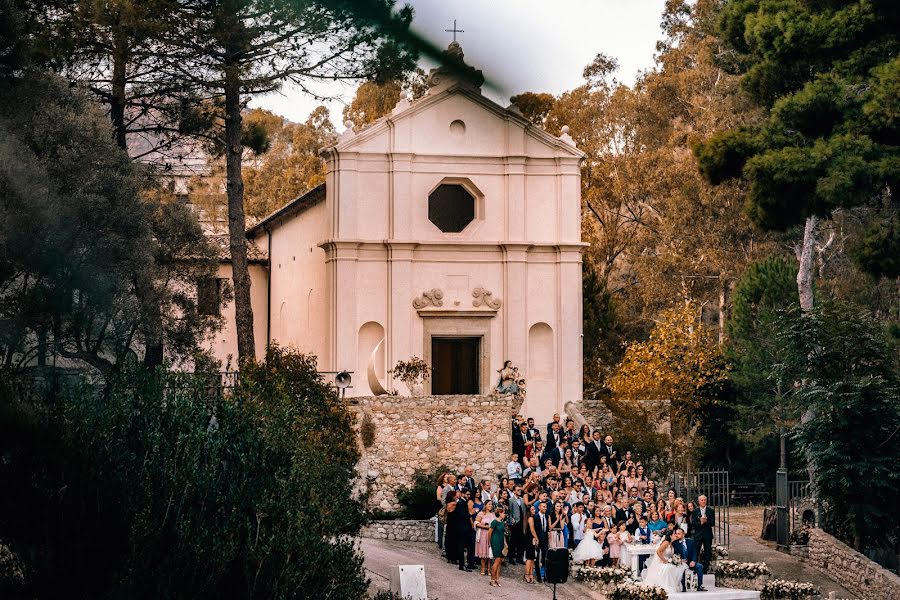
[395,465,450,519]
[0,346,368,599]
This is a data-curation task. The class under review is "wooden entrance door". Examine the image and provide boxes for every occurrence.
[431,337,480,395]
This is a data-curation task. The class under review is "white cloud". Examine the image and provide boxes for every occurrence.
[249,0,666,124]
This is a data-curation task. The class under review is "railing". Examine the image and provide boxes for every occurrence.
[788,479,814,532]
[673,468,730,546]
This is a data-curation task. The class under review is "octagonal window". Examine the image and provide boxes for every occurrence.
[428,184,475,233]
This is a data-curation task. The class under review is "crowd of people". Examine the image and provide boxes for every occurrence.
[435,413,715,592]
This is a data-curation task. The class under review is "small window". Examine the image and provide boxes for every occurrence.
[197,278,222,316]
[428,184,475,233]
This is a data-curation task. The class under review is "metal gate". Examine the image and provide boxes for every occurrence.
[673,469,730,546]
[788,480,813,532]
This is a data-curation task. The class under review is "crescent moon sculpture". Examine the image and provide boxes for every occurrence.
[367,337,389,396]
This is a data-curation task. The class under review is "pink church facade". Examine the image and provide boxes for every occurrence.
[207,45,585,422]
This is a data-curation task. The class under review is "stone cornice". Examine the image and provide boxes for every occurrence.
[415,309,498,318]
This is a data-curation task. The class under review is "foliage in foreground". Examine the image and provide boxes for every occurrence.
[0,346,368,599]
[394,465,451,520]
[0,69,218,371]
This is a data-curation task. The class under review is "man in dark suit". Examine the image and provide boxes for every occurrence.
[601,435,619,473]
[526,418,541,443]
[531,501,550,582]
[690,495,715,572]
[546,413,562,438]
[513,421,529,465]
[673,526,707,591]
[550,438,568,467]
[545,422,563,453]
[463,465,478,500]
[584,429,603,475]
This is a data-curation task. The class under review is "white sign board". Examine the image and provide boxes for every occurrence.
[389,564,427,600]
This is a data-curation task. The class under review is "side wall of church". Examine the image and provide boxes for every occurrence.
[263,202,330,364]
[207,262,269,366]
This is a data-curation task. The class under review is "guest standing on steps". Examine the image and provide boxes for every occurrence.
[489,506,507,587]
[474,500,495,575]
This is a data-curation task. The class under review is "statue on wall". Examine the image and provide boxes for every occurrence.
[494,360,525,398]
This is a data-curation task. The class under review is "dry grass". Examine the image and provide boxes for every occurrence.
[729,506,765,538]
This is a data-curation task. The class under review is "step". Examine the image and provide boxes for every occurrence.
[668,590,759,600]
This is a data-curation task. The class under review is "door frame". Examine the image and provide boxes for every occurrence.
[420,313,493,395]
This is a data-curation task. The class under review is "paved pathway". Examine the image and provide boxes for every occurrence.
[361,538,585,599]
[727,508,855,598]
[361,509,860,599]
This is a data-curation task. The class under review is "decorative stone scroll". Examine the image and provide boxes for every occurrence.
[412,288,444,309]
[471,287,501,309]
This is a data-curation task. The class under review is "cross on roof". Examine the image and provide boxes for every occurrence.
[444,19,464,43]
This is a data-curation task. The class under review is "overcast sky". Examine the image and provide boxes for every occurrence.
[250,0,667,124]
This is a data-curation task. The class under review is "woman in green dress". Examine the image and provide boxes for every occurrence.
[488,506,507,587]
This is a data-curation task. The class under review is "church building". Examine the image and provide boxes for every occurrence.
[207,43,585,421]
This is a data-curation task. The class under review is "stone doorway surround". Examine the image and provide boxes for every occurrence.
[418,311,494,396]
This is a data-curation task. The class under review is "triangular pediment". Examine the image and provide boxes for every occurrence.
[329,83,585,160]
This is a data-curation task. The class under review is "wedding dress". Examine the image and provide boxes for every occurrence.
[641,542,687,592]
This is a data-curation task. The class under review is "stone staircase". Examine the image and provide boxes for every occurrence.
[664,575,761,599]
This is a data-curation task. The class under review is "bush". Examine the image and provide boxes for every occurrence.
[395,465,450,519]
[0,346,368,599]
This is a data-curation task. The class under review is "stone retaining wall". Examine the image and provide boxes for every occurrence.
[573,396,614,432]
[351,394,523,511]
[360,519,434,543]
[808,528,900,600]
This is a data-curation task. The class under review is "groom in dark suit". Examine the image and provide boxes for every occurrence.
[673,527,707,591]
[532,501,550,583]
[690,494,715,571]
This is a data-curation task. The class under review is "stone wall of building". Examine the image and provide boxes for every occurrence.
[570,397,614,432]
[351,394,522,511]
[808,528,900,600]
[360,519,434,542]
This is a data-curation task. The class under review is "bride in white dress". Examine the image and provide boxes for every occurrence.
[641,530,687,592]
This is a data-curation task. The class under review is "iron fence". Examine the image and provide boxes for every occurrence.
[788,479,813,532]
[673,468,730,546]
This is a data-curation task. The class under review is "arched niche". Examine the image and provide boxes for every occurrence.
[357,321,386,394]
[528,322,555,379]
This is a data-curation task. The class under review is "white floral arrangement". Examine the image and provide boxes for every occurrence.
[712,544,729,559]
[715,560,771,578]
[610,582,668,600]
[670,554,684,566]
[761,579,820,599]
[574,565,633,586]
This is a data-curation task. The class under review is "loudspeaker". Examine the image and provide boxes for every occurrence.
[546,548,569,584]
[335,370,352,388]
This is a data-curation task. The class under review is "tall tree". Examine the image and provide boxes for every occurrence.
[774,301,900,549]
[29,0,199,164]
[607,301,730,471]
[0,71,217,372]
[547,1,777,339]
[191,106,338,226]
[727,256,799,449]
[694,0,900,310]
[169,0,417,362]
[342,68,427,129]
